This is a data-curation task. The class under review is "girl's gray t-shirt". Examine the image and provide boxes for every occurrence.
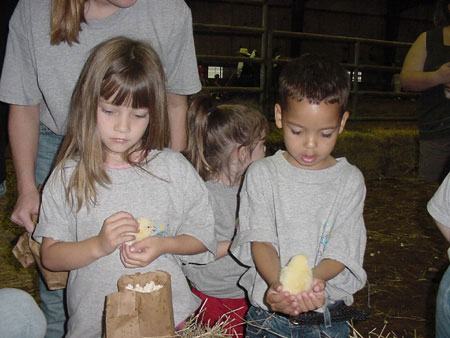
[34,149,216,338]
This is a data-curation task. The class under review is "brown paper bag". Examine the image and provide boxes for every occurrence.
[105,270,175,338]
[12,232,68,290]
[12,232,35,268]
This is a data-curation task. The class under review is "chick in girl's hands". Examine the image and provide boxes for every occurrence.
[124,217,154,245]
[280,254,313,294]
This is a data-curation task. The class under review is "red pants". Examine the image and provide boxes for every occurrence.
[191,287,249,337]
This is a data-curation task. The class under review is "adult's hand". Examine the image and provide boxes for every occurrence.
[10,189,40,233]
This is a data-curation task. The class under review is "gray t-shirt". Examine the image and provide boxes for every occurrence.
[428,172,450,228]
[0,0,201,135]
[183,181,248,299]
[428,171,450,259]
[33,149,216,338]
[230,150,367,311]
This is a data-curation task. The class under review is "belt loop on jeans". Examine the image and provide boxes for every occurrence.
[323,307,331,328]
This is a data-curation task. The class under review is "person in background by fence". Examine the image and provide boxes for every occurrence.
[236,48,258,88]
[400,0,450,183]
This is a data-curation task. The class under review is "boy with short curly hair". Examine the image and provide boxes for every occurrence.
[231,54,367,337]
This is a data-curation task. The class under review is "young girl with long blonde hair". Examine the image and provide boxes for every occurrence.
[2,2,200,334]
[33,37,215,338]
[183,94,269,336]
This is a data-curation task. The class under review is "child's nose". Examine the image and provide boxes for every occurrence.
[115,115,130,133]
[304,134,317,148]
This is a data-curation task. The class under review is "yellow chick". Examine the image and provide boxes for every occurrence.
[124,217,154,245]
[279,254,313,294]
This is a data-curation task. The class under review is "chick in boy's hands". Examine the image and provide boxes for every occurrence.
[280,254,313,294]
[276,254,325,314]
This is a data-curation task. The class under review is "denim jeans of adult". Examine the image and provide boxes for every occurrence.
[436,264,450,338]
[0,288,47,338]
[245,305,350,338]
[36,123,66,338]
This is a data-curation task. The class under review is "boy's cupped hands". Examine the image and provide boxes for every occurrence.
[266,279,325,316]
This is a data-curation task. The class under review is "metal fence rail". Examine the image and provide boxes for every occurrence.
[193,0,419,120]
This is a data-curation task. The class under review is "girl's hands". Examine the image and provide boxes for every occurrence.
[96,212,138,257]
[120,236,165,268]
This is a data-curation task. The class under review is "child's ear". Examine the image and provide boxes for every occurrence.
[237,145,249,162]
[274,104,283,129]
[338,111,350,134]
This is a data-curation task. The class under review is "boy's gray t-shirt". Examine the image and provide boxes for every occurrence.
[0,0,201,135]
[33,150,216,338]
[231,150,367,311]
[182,181,248,299]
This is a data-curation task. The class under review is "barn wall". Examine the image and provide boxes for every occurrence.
[187,1,264,56]
[185,0,435,91]
[186,0,434,62]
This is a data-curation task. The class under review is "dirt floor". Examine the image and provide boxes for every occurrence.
[351,177,445,338]
[0,108,447,337]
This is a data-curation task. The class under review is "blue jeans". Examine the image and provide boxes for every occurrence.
[436,265,450,338]
[35,123,64,186]
[36,123,66,338]
[245,305,350,338]
[0,288,47,338]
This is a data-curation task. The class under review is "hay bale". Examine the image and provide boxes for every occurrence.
[333,131,386,180]
[383,129,419,177]
[265,124,283,156]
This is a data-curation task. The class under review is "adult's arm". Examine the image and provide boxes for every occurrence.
[9,104,40,233]
[167,92,188,152]
[400,31,450,91]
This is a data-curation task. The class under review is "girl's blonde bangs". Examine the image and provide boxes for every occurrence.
[100,72,155,109]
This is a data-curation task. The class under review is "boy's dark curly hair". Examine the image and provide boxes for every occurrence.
[278,53,350,115]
